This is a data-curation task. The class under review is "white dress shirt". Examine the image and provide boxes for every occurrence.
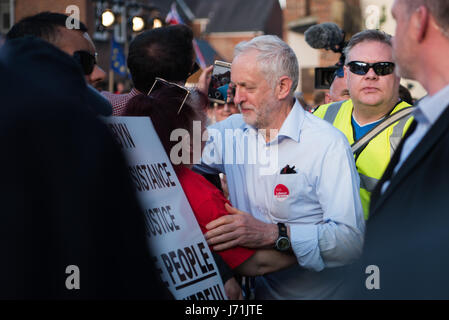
[195,100,365,299]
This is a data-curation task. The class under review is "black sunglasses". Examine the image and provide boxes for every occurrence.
[148,77,190,114]
[73,50,97,75]
[347,61,395,76]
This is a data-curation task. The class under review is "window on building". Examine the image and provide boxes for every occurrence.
[0,0,12,34]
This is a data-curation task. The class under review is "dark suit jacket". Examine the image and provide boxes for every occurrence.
[0,38,172,299]
[353,103,449,299]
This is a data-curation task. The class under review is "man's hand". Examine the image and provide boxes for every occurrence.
[197,65,213,95]
[205,203,278,251]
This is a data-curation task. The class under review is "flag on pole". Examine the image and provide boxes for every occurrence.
[110,37,127,77]
[165,2,183,25]
[165,2,207,69]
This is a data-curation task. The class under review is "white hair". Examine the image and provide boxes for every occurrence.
[234,35,299,96]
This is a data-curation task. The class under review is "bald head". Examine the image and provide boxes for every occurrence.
[325,75,350,104]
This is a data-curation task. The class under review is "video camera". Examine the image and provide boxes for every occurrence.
[305,23,347,89]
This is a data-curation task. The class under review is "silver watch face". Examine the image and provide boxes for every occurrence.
[276,237,290,251]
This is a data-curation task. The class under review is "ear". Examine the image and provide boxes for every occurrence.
[324,92,332,104]
[276,76,293,100]
[412,5,430,42]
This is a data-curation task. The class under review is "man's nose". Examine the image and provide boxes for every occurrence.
[87,65,107,86]
[364,67,379,80]
[233,87,245,105]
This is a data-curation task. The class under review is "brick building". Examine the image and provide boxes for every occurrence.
[2,0,364,100]
[283,0,362,102]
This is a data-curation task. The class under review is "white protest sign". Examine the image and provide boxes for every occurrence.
[103,116,226,300]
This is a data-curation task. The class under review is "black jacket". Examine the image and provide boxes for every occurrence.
[351,103,449,299]
[0,36,112,116]
[0,38,172,299]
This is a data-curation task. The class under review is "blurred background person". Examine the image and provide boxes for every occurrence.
[324,69,350,104]
[114,80,129,94]
[209,84,240,123]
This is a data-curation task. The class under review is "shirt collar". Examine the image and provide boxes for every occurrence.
[242,99,303,144]
[129,88,142,97]
[415,83,449,125]
[277,99,304,143]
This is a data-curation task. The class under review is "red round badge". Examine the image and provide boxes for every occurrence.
[274,184,289,202]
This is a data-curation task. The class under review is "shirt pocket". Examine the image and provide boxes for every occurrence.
[266,172,310,221]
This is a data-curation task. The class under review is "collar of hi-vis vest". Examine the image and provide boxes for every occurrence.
[323,99,411,144]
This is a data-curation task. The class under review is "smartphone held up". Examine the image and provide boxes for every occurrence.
[208,60,232,104]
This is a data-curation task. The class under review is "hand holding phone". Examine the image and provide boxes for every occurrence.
[208,60,232,104]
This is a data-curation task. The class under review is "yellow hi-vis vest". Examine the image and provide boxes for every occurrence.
[313,99,414,219]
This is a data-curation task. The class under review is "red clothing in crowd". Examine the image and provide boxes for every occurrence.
[101,88,141,115]
[175,166,255,269]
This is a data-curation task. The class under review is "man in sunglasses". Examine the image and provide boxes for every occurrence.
[6,12,107,92]
[348,0,449,299]
[314,29,414,219]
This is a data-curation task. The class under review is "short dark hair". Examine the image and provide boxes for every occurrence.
[6,11,87,43]
[343,30,392,64]
[123,87,207,165]
[127,24,194,94]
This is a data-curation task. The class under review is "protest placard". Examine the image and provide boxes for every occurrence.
[103,116,226,300]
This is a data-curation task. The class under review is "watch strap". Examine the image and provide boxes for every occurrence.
[277,222,288,238]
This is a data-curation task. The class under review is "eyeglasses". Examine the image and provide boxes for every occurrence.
[346,61,395,76]
[73,50,97,75]
[147,77,190,114]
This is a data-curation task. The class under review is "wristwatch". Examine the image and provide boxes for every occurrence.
[274,222,291,251]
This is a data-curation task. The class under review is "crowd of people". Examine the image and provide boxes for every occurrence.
[1,0,449,300]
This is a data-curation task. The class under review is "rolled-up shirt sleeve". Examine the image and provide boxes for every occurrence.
[290,137,365,272]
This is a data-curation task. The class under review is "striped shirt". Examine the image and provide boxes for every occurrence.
[101,88,142,116]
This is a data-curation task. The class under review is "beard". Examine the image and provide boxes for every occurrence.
[241,96,278,130]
